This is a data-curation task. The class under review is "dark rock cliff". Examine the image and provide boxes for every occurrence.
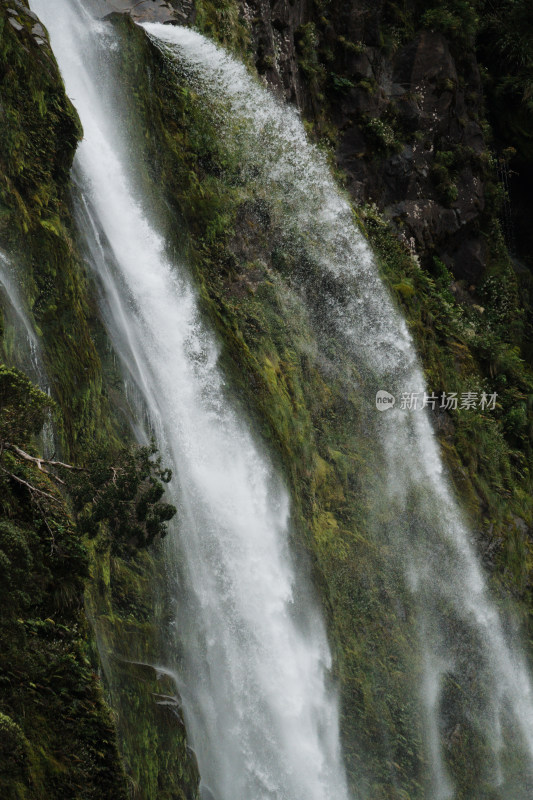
[106,0,522,287]
[237,0,494,285]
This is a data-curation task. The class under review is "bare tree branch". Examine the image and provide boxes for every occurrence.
[3,443,85,486]
[0,466,61,505]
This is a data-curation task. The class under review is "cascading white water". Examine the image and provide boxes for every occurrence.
[0,250,54,455]
[142,24,533,798]
[29,2,351,799]
[0,250,45,385]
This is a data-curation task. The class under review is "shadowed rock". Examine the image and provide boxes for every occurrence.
[93,0,193,25]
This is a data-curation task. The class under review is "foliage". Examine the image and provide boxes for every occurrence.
[104,21,428,795]
[0,3,110,455]
[66,441,176,553]
[478,0,533,162]
[0,364,53,445]
[295,22,327,109]
[363,204,533,523]
[85,541,200,800]
[420,1,479,47]
[98,15,533,796]
[193,0,249,55]
[0,367,128,799]
[330,72,356,93]
[0,354,179,794]
[1,4,532,800]
[363,116,402,153]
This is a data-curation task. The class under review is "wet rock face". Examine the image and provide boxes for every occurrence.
[94,0,194,25]
[237,0,490,283]
[95,0,492,283]
[241,0,311,108]
[336,26,487,281]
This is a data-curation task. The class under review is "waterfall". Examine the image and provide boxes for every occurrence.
[0,250,53,455]
[24,0,533,795]
[0,250,45,386]
[29,2,351,800]
[140,23,533,798]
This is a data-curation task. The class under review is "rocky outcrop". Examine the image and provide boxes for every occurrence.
[98,0,524,290]
[233,1,492,285]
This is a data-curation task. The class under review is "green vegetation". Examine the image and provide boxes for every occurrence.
[193,0,249,55]
[365,209,533,566]
[296,22,326,102]
[104,19,427,795]
[0,364,52,445]
[66,442,176,553]
[0,2,107,455]
[478,0,533,165]
[363,116,402,154]
[85,539,200,800]
[0,365,128,800]
[0,360,196,799]
[0,7,198,798]
[420,1,478,48]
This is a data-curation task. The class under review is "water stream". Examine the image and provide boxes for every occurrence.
[29,2,351,799]
[0,250,45,384]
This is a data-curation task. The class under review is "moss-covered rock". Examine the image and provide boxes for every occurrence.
[0,7,199,798]
[0,367,129,800]
[85,541,199,800]
[0,0,109,454]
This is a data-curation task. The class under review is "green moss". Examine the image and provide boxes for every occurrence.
[0,3,111,456]
[85,541,199,800]
[1,4,532,799]
[362,205,533,618]
[0,368,129,800]
[101,20,430,795]
[193,0,250,56]
[0,10,198,799]
[420,1,479,48]
[364,116,403,154]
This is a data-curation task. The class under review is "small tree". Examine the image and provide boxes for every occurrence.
[0,364,52,447]
[66,441,177,553]
[0,365,176,551]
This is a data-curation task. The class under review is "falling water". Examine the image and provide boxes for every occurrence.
[29,2,351,799]
[142,24,533,798]
[0,250,54,454]
[0,250,46,385]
